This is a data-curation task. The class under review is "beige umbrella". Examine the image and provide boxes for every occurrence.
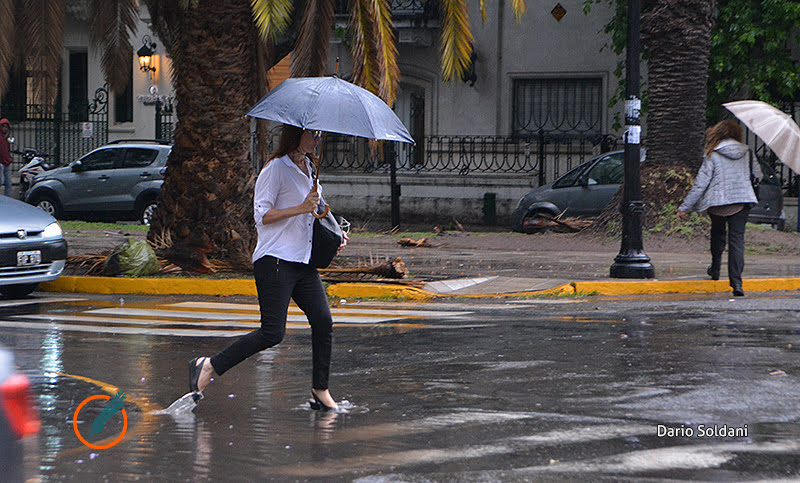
[724,100,800,175]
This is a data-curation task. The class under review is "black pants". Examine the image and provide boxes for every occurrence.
[709,206,750,289]
[210,256,333,390]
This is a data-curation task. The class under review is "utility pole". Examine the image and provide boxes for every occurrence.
[610,0,655,279]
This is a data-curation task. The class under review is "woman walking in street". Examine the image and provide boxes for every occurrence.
[677,120,760,296]
[189,124,345,411]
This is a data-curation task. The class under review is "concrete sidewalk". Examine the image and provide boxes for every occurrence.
[41,237,800,299]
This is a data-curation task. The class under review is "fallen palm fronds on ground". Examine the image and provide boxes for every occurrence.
[67,253,212,276]
[398,237,434,247]
[523,212,594,233]
[319,257,409,280]
[67,253,109,275]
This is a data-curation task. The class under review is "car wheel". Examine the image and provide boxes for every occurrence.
[0,283,38,299]
[139,201,158,226]
[521,209,556,234]
[34,195,61,219]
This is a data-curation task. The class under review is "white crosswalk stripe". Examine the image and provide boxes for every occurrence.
[0,298,473,336]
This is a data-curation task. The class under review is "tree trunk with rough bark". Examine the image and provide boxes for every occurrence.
[641,0,715,171]
[145,0,260,271]
[591,0,716,233]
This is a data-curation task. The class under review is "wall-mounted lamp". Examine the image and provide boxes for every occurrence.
[137,35,157,74]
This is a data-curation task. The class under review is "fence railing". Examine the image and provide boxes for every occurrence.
[314,132,618,186]
[3,87,109,172]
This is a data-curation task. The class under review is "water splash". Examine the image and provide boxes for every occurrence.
[151,392,199,418]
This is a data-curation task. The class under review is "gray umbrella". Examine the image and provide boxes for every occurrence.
[246,76,414,144]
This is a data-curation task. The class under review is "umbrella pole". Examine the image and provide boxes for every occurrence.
[311,145,330,220]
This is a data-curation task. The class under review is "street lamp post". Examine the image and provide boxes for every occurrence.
[610,0,655,279]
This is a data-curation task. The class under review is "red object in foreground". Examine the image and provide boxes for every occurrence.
[0,374,41,438]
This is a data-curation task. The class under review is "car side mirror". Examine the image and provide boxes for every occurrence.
[71,161,84,172]
[577,174,589,187]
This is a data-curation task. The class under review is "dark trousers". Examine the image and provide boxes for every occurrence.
[709,206,750,288]
[210,255,333,390]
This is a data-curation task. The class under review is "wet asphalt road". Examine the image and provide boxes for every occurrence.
[2,291,800,481]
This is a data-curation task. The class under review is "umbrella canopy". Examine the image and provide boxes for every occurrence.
[247,76,414,144]
[723,100,800,175]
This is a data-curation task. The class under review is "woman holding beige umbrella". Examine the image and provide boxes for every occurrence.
[677,120,761,296]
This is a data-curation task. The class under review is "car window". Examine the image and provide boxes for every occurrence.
[124,148,159,168]
[585,154,624,185]
[553,162,591,189]
[79,149,120,171]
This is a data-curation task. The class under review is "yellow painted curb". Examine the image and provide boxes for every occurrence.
[39,275,800,298]
[327,282,436,301]
[41,276,258,296]
[573,277,800,296]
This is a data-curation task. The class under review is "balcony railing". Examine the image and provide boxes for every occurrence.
[335,0,438,20]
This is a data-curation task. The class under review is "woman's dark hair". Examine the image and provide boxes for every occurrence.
[705,120,743,156]
[269,124,305,161]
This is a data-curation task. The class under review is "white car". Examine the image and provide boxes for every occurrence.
[0,195,67,298]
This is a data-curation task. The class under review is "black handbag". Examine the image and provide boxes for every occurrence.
[310,207,343,269]
[749,150,760,199]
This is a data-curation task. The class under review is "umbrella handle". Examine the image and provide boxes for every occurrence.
[313,205,330,219]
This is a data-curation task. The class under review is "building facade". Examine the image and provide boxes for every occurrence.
[0,4,174,173]
[3,1,623,226]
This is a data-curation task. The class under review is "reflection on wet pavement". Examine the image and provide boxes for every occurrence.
[3,293,800,479]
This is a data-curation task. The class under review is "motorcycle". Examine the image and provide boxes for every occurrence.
[13,149,52,200]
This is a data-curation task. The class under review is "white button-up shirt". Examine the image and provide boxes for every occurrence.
[252,155,321,264]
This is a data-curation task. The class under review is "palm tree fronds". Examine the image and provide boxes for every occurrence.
[292,0,335,77]
[0,0,15,97]
[439,0,473,82]
[370,0,398,106]
[251,0,293,43]
[19,0,66,105]
[479,0,487,24]
[349,0,380,94]
[511,0,526,23]
[89,0,138,94]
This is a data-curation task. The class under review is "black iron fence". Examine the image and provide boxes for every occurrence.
[315,132,618,185]
[3,86,108,172]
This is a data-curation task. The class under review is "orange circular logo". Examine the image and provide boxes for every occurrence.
[72,394,128,449]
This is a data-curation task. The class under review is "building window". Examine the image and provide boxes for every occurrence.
[512,78,603,136]
[68,52,89,121]
[0,70,28,122]
[115,70,133,123]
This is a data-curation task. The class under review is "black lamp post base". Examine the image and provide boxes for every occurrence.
[610,250,655,279]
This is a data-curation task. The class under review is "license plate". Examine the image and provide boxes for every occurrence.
[17,250,41,266]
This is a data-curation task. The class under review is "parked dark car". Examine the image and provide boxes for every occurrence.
[0,195,67,298]
[511,150,785,232]
[25,140,171,225]
[0,344,40,482]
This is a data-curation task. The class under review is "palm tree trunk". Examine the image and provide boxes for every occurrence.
[590,0,716,233]
[641,0,715,171]
[146,0,259,271]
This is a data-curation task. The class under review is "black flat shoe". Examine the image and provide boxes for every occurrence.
[189,357,204,394]
[732,286,745,297]
[309,391,335,411]
[707,265,720,281]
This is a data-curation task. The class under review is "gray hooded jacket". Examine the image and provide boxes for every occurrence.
[678,139,761,214]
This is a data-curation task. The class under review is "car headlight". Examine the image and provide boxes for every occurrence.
[43,222,63,238]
